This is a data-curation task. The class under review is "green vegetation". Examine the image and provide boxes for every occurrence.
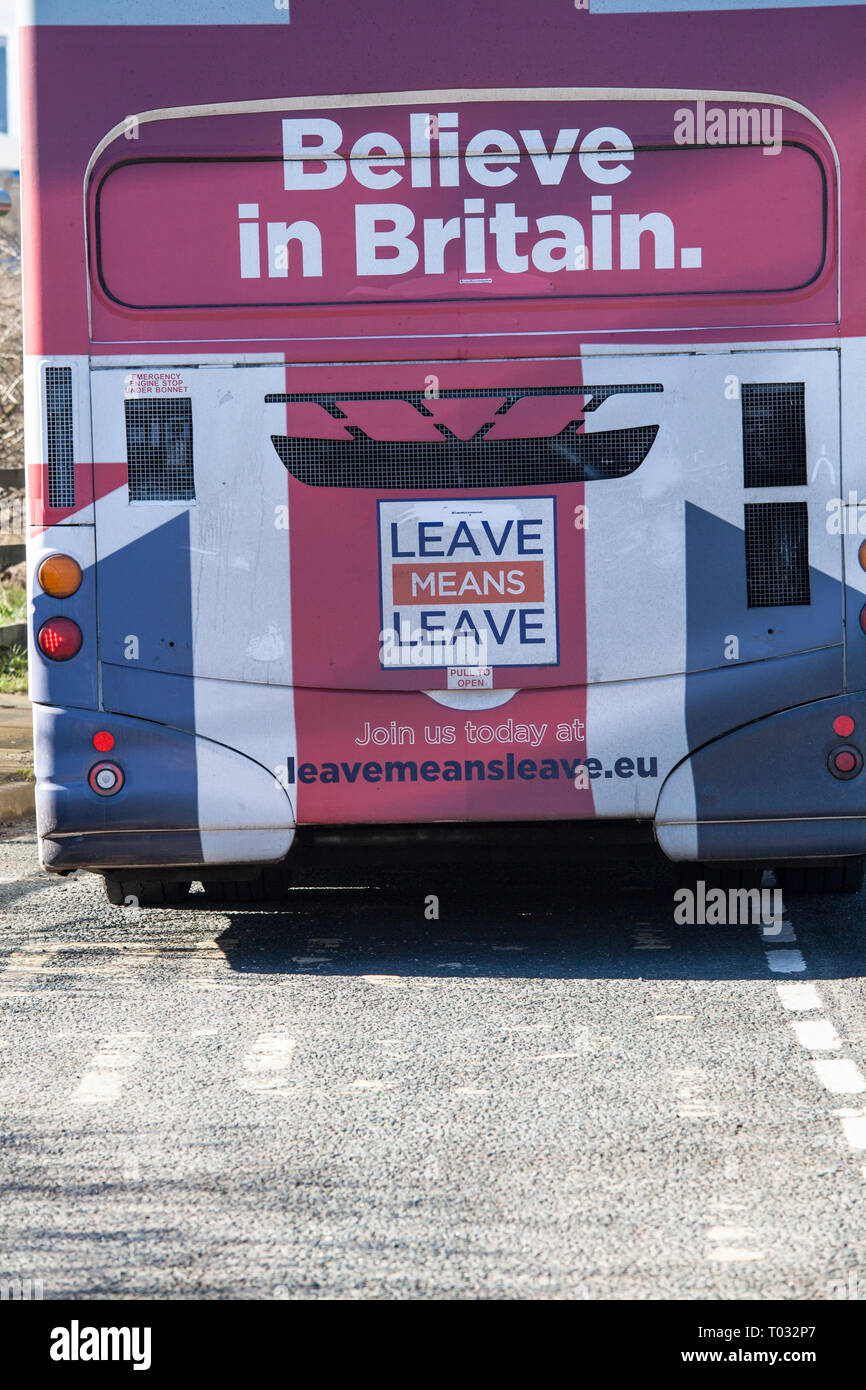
[0,584,26,625]
[0,643,27,694]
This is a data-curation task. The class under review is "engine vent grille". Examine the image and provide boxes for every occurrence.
[44,365,75,508]
[125,397,195,502]
[267,384,662,489]
[742,383,806,488]
[745,501,810,607]
[271,425,659,489]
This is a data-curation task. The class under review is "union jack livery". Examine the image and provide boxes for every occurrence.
[20,0,866,902]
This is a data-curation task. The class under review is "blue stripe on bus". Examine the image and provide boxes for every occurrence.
[96,512,196,680]
[685,646,842,756]
[101,664,198,732]
[683,502,841,681]
[682,502,855,855]
[23,0,291,23]
[683,502,844,752]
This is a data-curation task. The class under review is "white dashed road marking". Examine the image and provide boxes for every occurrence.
[632,930,670,950]
[705,1225,766,1263]
[791,1019,842,1051]
[838,1115,866,1150]
[762,910,866,1156]
[759,920,796,942]
[239,1033,297,1094]
[810,1059,866,1096]
[669,1067,717,1119]
[776,982,823,1011]
[765,949,806,973]
[73,1033,149,1105]
[0,945,59,982]
[706,1248,766,1263]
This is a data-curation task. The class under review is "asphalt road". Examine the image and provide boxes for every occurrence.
[2,817,866,1301]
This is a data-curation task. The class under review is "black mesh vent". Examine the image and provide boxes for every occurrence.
[266,385,662,489]
[44,366,74,508]
[271,425,658,488]
[125,397,194,502]
[745,501,810,607]
[265,384,664,408]
[742,383,806,488]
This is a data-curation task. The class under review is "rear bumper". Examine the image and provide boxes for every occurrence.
[35,690,866,872]
[34,705,295,872]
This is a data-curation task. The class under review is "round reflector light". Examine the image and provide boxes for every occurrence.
[93,731,115,753]
[37,617,82,661]
[833,715,856,738]
[828,746,863,780]
[88,761,124,796]
[37,553,82,598]
[859,539,866,572]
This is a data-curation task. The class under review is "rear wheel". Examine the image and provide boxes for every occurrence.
[681,862,765,891]
[197,867,292,905]
[103,877,191,907]
[774,858,864,896]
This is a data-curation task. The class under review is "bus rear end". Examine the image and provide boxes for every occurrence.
[21,2,866,900]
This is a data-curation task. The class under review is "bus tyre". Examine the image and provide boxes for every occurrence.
[774,859,865,896]
[102,877,191,907]
[199,869,292,904]
[682,863,764,891]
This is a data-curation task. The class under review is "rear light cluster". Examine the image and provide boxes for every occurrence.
[36,554,83,662]
[859,543,866,635]
[828,714,863,781]
[34,558,125,797]
[830,546,866,776]
[88,733,124,798]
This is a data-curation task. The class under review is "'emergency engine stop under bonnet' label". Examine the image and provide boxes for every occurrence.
[378,497,559,670]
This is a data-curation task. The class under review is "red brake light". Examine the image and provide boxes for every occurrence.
[37,617,82,661]
[93,731,115,752]
[833,715,856,738]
